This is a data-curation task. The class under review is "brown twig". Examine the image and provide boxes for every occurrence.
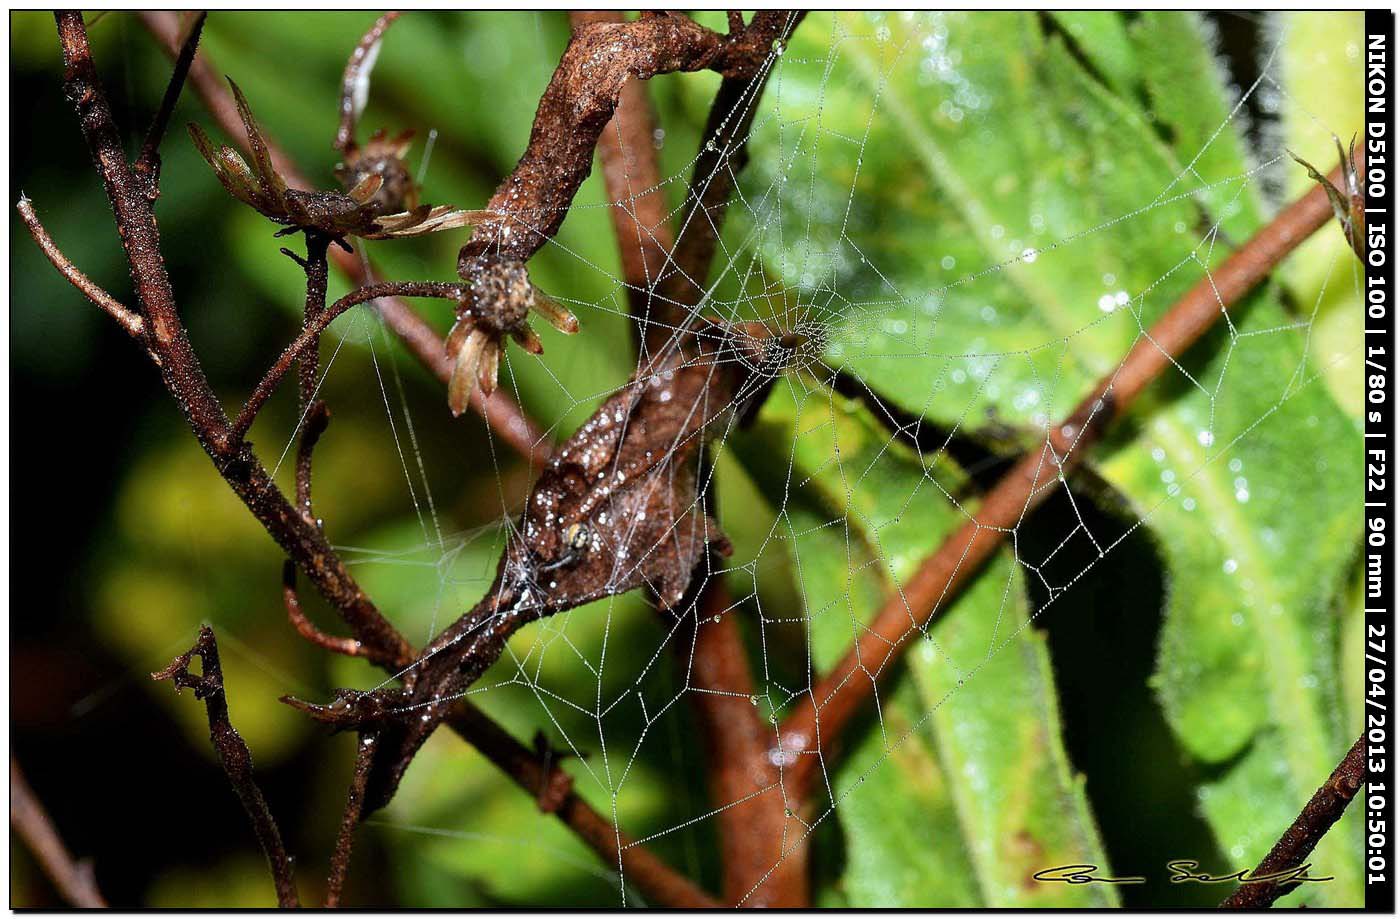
[152,626,300,908]
[440,701,719,908]
[134,11,206,192]
[56,0,417,684]
[15,197,144,339]
[684,574,807,906]
[11,758,108,908]
[232,280,468,440]
[1220,732,1366,908]
[282,561,365,658]
[47,15,709,906]
[137,10,550,468]
[778,160,1355,799]
[334,11,400,153]
[325,729,379,908]
[569,11,675,345]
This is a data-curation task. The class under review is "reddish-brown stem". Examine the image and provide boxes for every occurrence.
[326,729,378,908]
[569,11,676,344]
[15,197,144,339]
[152,626,300,908]
[1220,732,1366,908]
[779,159,1354,800]
[232,281,468,441]
[54,10,415,670]
[11,758,108,908]
[137,10,550,468]
[334,11,400,152]
[134,11,206,191]
[283,561,365,658]
[685,576,808,906]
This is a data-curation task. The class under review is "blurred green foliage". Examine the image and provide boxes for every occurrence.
[11,10,1364,908]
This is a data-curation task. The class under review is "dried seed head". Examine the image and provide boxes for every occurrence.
[1289,136,1365,263]
[459,256,532,333]
[334,129,418,215]
[447,325,490,416]
[444,257,580,412]
[190,80,478,241]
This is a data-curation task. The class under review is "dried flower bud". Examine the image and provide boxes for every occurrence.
[334,129,419,216]
[190,80,481,241]
[1290,135,1365,263]
[444,256,580,414]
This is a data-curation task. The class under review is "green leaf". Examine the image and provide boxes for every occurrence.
[730,11,1362,904]
[1276,11,1367,417]
[735,384,1113,906]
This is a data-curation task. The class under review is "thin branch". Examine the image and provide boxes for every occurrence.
[232,281,468,441]
[11,758,108,908]
[440,701,720,908]
[54,5,415,687]
[15,197,144,339]
[683,574,807,906]
[1221,732,1366,908]
[325,729,379,908]
[779,157,1357,799]
[569,11,675,343]
[134,11,206,191]
[137,10,551,469]
[283,561,365,658]
[334,11,400,153]
[152,626,300,908]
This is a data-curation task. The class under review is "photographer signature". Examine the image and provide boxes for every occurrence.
[1033,861,1333,886]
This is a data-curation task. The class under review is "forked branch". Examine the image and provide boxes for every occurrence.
[153,626,300,908]
[137,10,551,468]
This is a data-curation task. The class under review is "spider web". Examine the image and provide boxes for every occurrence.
[274,11,1363,907]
